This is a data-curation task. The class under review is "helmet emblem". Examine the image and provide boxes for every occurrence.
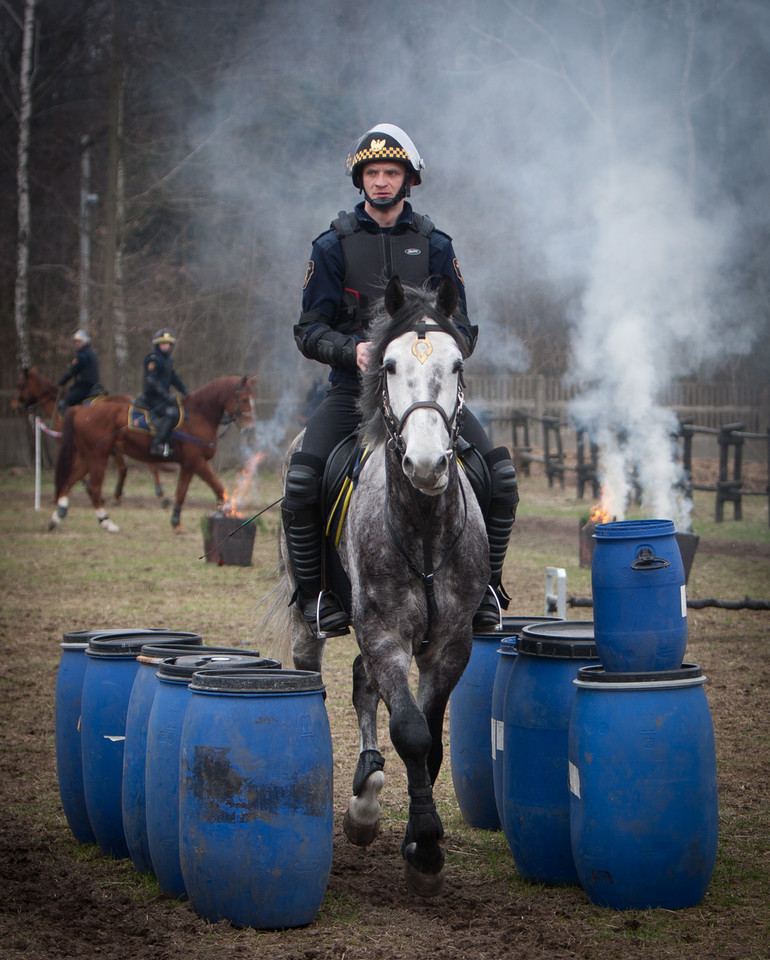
[370,138,386,152]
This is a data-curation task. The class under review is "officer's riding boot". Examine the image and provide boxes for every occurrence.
[151,409,176,458]
[282,453,350,637]
[473,449,520,631]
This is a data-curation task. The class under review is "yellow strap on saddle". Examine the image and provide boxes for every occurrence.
[325,443,372,548]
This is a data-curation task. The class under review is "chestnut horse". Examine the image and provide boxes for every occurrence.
[49,375,256,533]
[11,366,167,504]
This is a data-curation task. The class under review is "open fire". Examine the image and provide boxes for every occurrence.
[219,451,266,518]
[202,450,266,566]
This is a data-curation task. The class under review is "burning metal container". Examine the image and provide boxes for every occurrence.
[201,512,256,566]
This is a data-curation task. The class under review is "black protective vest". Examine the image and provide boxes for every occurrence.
[332,210,434,330]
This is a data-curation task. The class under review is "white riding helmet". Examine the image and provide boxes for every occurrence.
[345,123,425,208]
[73,329,91,345]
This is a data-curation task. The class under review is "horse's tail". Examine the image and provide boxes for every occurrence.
[55,411,77,496]
[253,528,294,668]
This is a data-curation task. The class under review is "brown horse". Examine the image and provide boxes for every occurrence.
[49,375,257,533]
[11,366,168,504]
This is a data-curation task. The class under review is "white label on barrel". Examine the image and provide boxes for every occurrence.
[681,584,687,618]
[496,719,504,753]
[568,760,581,799]
[104,735,126,742]
[490,718,496,759]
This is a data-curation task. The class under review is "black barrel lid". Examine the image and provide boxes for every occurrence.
[576,663,703,684]
[475,614,563,636]
[63,627,163,643]
[189,667,324,695]
[86,630,202,656]
[517,620,597,659]
[138,642,250,661]
[157,653,281,681]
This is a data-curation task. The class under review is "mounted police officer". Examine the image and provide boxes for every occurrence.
[141,329,188,458]
[284,122,519,636]
[57,330,103,415]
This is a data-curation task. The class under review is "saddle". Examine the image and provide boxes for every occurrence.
[318,433,491,611]
[127,396,185,435]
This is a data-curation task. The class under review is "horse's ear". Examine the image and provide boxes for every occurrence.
[436,274,458,318]
[248,375,257,387]
[384,276,405,317]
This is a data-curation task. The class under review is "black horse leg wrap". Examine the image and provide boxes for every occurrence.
[408,785,436,816]
[352,749,386,796]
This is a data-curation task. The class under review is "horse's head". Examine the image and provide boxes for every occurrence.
[362,276,466,496]
[10,367,45,412]
[227,375,258,428]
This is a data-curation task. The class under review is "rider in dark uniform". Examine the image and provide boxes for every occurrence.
[141,329,188,458]
[284,123,519,635]
[57,330,103,414]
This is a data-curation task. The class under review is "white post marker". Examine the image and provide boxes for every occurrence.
[545,566,567,619]
[34,416,41,510]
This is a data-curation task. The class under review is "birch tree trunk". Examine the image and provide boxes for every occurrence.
[13,0,37,371]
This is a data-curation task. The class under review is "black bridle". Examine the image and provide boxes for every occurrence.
[379,325,466,458]
[378,324,469,652]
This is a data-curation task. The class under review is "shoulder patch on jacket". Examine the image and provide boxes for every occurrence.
[304,260,315,290]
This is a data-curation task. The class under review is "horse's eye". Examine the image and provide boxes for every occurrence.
[382,359,396,375]
[453,359,464,374]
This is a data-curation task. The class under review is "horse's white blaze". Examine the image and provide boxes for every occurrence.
[384,330,461,495]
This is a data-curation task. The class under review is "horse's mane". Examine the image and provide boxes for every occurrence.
[358,280,468,445]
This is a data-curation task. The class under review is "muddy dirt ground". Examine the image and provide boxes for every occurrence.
[1,472,768,960]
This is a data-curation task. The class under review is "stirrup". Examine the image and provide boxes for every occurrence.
[473,584,504,632]
[312,590,350,641]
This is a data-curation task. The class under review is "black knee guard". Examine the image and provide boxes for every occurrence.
[483,447,518,595]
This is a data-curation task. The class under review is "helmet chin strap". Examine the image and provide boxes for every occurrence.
[363,172,411,209]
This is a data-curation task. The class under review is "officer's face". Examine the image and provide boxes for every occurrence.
[158,342,172,353]
[362,162,408,202]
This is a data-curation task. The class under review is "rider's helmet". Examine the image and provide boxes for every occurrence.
[152,329,176,346]
[72,329,91,345]
[345,123,424,208]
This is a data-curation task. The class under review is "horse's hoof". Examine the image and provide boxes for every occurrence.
[99,517,120,533]
[343,808,380,847]
[403,855,445,898]
[47,518,59,532]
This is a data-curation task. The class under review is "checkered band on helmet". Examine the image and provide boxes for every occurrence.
[346,123,424,188]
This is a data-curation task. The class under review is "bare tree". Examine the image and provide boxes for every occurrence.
[12,0,36,371]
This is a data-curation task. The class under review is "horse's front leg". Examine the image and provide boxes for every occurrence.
[343,654,386,847]
[363,643,445,896]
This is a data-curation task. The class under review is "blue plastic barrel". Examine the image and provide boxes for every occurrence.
[144,652,280,898]
[81,630,200,858]
[122,644,262,876]
[491,636,517,829]
[569,663,719,909]
[592,519,687,672]
[179,668,333,929]
[55,628,170,844]
[490,616,563,830]
[502,621,598,885]
[451,616,562,831]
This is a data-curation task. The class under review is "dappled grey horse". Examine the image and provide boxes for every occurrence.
[278,276,490,896]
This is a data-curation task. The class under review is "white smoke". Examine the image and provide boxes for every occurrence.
[178,0,767,527]
[568,162,744,527]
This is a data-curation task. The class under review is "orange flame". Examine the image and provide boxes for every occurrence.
[589,488,613,525]
[220,451,266,517]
